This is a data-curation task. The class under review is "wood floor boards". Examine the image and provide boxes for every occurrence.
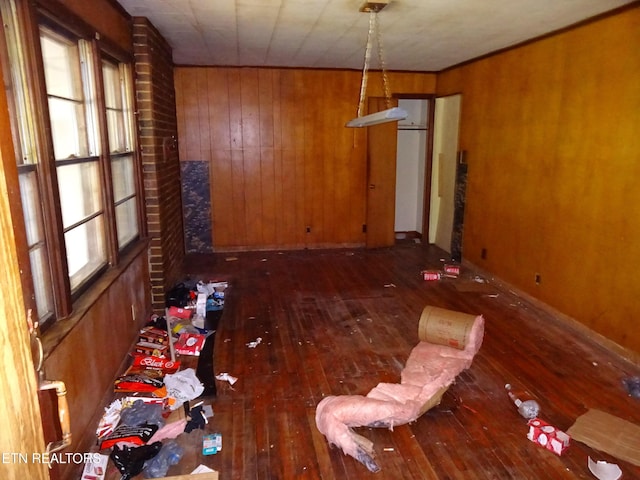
[110,243,640,479]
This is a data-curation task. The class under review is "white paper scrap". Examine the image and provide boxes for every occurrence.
[191,464,217,474]
[588,457,622,480]
[215,372,238,385]
[246,337,262,348]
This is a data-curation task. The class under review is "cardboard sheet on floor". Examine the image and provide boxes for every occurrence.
[567,409,640,467]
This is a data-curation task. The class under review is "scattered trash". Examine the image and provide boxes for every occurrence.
[110,442,162,480]
[119,400,165,429]
[81,453,108,480]
[383,283,396,288]
[174,332,207,356]
[142,440,183,478]
[527,418,571,455]
[505,383,541,419]
[203,433,223,455]
[97,399,125,439]
[185,402,209,433]
[443,264,461,276]
[100,423,159,450]
[246,337,263,348]
[216,372,238,385]
[148,419,188,444]
[568,409,640,467]
[163,368,205,410]
[382,447,394,452]
[225,256,238,261]
[623,376,640,398]
[588,457,622,480]
[191,464,218,474]
[422,270,442,281]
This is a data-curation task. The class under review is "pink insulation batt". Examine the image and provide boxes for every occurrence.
[315,314,485,472]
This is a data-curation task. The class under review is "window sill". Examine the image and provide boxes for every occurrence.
[40,238,150,361]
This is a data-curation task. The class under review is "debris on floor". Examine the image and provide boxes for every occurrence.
[527,418,571,455]
[505,383,541,419]
[623,376,640,398]
[89,279,227,478]
[588,457,622,480]
[568,409,640,467]
[315,305,484,472]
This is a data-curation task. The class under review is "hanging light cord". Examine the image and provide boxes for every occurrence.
[356,11,375,118]
[375,11,392,109]
[356,10,392,117]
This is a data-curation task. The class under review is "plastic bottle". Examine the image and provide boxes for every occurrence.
[505,383,541,419]
[143,440,184,478]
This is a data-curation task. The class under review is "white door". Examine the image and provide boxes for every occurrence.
[429,94,461,252]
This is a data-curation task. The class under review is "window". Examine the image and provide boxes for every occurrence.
[41,27,107,292]
[0,1,142,330]
[102,60,140,248]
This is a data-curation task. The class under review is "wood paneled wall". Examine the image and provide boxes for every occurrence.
[175,67,436,250]
[42,248,151,478]
[437,7,640,355]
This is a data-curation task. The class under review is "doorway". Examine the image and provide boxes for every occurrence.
[394,98,429,243]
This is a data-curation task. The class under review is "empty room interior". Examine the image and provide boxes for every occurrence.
[1,0,639,479]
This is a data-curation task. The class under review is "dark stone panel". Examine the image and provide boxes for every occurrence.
[181,161,213,253]
[450,158,468,263]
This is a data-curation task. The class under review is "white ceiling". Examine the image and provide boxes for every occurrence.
[117,0,635,71]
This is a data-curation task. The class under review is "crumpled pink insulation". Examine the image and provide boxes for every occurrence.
[315,315,484,472]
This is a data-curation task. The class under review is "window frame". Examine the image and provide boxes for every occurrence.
[0,0,145,332]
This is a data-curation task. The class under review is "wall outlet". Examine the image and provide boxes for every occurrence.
[535,273,541,285]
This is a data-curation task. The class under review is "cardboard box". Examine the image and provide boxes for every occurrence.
[527,418,570,455]
[134,341,168,357]
[139,326,169,345]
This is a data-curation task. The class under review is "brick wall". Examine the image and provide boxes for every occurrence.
[133,17,184,312]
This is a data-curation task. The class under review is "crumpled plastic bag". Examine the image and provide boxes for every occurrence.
[164,368,204,409]
[120,400,165,428]
[110,442,162,480]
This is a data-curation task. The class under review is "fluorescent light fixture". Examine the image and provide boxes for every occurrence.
[345,107,408,128]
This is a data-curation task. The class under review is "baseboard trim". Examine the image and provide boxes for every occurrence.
[462,259,639,368]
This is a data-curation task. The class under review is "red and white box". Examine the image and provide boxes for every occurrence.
[444,264,461,276]
[527,418,570,455]
[167,305,192,320]
[422,270,441,281]
[174,333,207,356]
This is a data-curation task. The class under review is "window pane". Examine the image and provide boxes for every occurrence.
[57,161,102,228]
[48,97,87,159]
[18,170,44,246]
[106,109,125,153]
[102,61,121,109]
[30,247,54,320]
[19,170,55,322]
[115,199,139,247]
[111,155,135,202]
[40,32,81,100]
[65,215,106,291]
[102,60,126,153]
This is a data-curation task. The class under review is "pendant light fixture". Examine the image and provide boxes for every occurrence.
[345,1,407,128]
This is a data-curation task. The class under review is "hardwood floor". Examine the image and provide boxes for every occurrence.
[106,243,640,479]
